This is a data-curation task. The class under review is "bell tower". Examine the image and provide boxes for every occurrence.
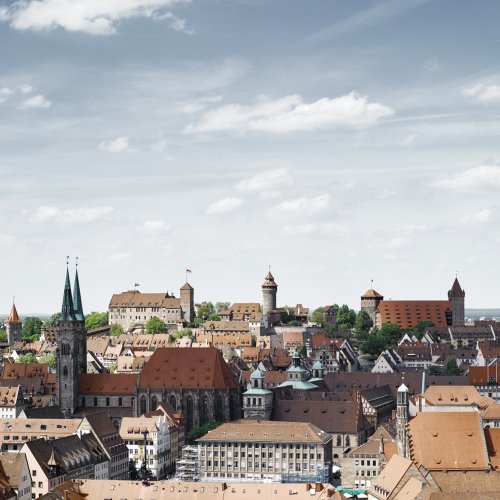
[57,261,86,417]
[6,300,22,347]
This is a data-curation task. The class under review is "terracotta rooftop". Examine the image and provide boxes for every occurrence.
[203,321,250,333]
[7,304,20,324]
[138,347,238,390]
[230,303,260,314]
[469,365,500,386]
[422,385,492,409]
[377,300,452,329]
[368,454,413,499]
[361,289,383,298]
[408,412,489,470]
[78,373,137,394]
[484,427,500,471]
[109,290,180,308]
[197,419,331,444]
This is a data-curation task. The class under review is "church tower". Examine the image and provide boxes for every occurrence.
[243,369,273,419]
[396,382,410,459]
[6,301,22,347]
[262,270,277,316]
[57,265,86,417]
[448,277,465,326]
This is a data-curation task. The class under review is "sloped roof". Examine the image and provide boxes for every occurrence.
[448,277,465,298]
[423,385,492,409]
[139,347,238,390]
[109,291,180,308]
[78,373,137,394]
[180,282,193,290]
[7,304,20,324]
[408,412,489,470]
[361,289,383,298]
[0,453,27,488]
[377,300,451,329]
[368,454,413,498]
[484,427,500,471]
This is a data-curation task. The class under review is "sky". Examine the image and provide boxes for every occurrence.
[1,0,500,315]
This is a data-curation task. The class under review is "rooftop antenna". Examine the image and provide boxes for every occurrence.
[66,255,69,267]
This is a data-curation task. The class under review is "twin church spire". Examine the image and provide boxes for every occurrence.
[61,262,84,322]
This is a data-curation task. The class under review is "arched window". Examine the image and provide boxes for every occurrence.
[151,396,158,411]
[186,395,194,432]
[215,394,224,422]
[199,394,208,426]
[63,366,68,377]
[345,436,350,447]
[169,394,176,410]
[337,435,342,447]
[254,379,258,388]
[140,395,147,416]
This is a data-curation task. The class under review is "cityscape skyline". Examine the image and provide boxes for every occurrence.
[1,0,500,312]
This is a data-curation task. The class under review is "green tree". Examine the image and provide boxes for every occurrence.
[187,421,221,445]
[39,352,57,369]
[378,323,402,347]
[44,312,61,327]
[110,323,124,337]
[355,310,373,335]
[215,302,230,313]
[145,316,168,334]
[336,305,356,332]
[187,317,204,328]
[16,352,38,364]
[251,335,257,347]
[171,328,193,341]
[85,311,108,330]
[443,356,461,376]
[197,302,219,321]
[129,459,140,480]
[22,317,43,342]
[0,330,7,343]
[310,307,326,326]
[413,321,435,338]
[299,345,307,356]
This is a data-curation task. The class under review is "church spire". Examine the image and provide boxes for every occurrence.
[72,259,84,322]
[61,265,76,322]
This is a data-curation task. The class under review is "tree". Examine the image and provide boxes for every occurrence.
[187,317,204,328]
[16,352,38,364]
[299,345,307,357]
[39,352,57,369]
[85,311,108,331]
[145,316,168,334]
[110,323,124,337]
[197,302,220,321]
[378,323,402,348]
[0,330,7,343]
[336,305,356,332]
[44,312,61,328]
[413,321,435,338]
[187,421,221,445]
[215,302,230,313]
[22,317,43,342]
[355,310,373,335]
[357,323,402,359]
[171,328,193,341]
[310,307,326,326]
[251,335,256,347]
[129,459,140,480]
[443,356,461,376]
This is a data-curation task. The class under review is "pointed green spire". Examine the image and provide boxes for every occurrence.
[61,267,76,322]
[73,267,84,322]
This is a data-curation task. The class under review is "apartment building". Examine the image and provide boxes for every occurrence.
[197,420,332,483]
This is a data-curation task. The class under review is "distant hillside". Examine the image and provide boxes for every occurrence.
[465,309,500,320]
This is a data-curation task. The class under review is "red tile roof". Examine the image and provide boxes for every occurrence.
[378,300,452,329]
[8,304,20,324]
[138,347,238,390]
[78,373,137,394]
[362,289,383,298]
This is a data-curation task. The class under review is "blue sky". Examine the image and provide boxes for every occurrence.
[1,0,500,314]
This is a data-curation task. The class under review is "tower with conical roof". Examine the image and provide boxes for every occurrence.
[6,301,22,347]
[448,277,465,326]
[58,264,87,417]
[360,286,384,326]
[180,282,195,324]
[262,270,278,316]
[396,381,409,459]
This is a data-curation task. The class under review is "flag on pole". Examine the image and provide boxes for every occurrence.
[186,269,192,273]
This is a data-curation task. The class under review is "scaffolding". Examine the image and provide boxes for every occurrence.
[175,445,200,482]
[280,463,331,484]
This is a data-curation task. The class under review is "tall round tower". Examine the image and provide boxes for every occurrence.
[262,270,277,315]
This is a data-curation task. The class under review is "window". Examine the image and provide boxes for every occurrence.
[94,397,98,407]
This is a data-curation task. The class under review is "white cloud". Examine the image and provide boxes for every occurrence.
[30,206,114,223]
[206,197,243,215]
[432,165,500,191]
[383,236,410,249]
[462,208,492,224]
[235,168,293,193]
[275,194,330,217]
[151,139,167,152]
[0,87,14,103]
[179,96,222,114]
[185,92,393,134]
[282,223,347,236]
[143,220,171,234]
[19,94,51,109]
[1,0,190,36]
[18,84,33,94]
[98,136,135,153]
[462,83,500,103]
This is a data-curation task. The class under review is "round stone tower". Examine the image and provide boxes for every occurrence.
[262,270,277,315]
[360,288,384,326]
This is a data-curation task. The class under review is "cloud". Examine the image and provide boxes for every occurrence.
[143,220,171,234]
[179,95,223,114]
[462,207,492,224]
[1,0,190,36]
[98,136,135,153]
[281,222,348,236]
[30,206,114,222]
[0,87,14,103]
[19,94,51,109]
[275,195,330,217]
[185,92,393,134]
[18,84,33,94]
[462,83,500,103]
[235,168,293,193]
[432,165,500,191]
[206,197,243,215]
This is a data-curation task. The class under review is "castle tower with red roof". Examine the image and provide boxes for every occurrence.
[262,270,278,316]
[6,301,22,346]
